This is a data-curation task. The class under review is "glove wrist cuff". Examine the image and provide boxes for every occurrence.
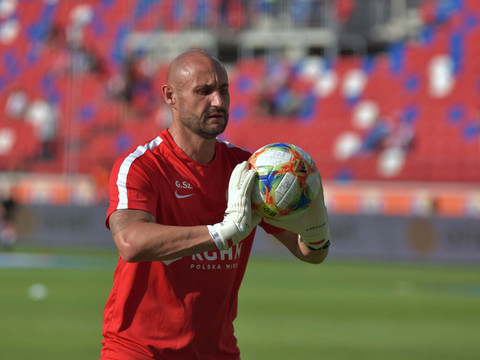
[207,225,228,250]
[302,238,331,251]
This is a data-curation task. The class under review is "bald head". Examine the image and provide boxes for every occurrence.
[166,50,227,90]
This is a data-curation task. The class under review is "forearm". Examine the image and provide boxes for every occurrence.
[273,230,329,264]
[114,222,217,262]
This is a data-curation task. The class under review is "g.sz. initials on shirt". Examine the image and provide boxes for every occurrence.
[175,180,192,189]
[175,180,194,199]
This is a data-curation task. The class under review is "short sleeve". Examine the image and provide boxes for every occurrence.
[105,155,157,229]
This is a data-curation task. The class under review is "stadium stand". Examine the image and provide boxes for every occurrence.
[0,0,479,207]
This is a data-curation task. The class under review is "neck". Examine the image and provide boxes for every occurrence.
[168,126,216,164]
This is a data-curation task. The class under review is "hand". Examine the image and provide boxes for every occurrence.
[264,185,330,251]
[208,161,261,250]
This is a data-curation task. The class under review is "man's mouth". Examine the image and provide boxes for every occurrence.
[208,113,224,119]
[206,109,227,120]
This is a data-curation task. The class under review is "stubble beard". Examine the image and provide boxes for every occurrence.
[179,103,229,140]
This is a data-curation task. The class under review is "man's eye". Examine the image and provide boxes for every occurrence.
[198,88,211,95]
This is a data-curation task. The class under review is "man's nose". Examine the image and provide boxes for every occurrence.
[211,91,224,107]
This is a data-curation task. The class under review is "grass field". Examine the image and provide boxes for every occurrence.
[0,251,479,360]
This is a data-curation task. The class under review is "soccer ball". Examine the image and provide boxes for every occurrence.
[248,143,321,219]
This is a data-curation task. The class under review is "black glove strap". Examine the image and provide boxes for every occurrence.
[307,239,330,251]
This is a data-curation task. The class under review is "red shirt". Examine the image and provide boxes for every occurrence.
[101,129,280,360]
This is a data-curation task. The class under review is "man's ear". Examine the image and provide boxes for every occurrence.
[162,85,176,106]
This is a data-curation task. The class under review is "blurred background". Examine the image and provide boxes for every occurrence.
[0,0,479,359]
[0,0,479,262]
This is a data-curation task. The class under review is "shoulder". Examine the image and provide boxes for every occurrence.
[111,135,166,181]
[116,136,164,166]
[216,138,252,163]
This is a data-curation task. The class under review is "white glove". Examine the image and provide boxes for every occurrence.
[208,161,261,250]
[264,184,330,251]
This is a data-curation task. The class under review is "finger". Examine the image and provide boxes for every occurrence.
[229,161,248,191]
[240,169,257,195]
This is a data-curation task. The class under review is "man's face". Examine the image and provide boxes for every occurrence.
[176,61,230,140]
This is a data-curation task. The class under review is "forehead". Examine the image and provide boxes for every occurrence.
[180,57,228,87]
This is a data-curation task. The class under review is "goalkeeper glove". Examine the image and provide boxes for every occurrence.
[264,184,330,251]
[208,161,261,250]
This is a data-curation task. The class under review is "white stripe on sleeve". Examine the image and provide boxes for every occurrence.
[116,136,163,209]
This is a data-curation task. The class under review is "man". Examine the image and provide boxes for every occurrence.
[100,50,330,360]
